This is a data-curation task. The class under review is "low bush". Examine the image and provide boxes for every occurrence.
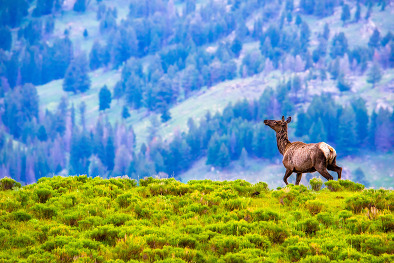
[309,178,323,191]
[287,242,310,261]
[316,212,333,226]
[12,210,32,222]
[252,209,280,221]
[32,203,58,219]
[0,177,21,190]
[259,222,289,244]
[379,214,394,232]
[324,181,342,192]
[338,180,364,191]
[300,255,331,263]
[345,216,372,234]
[209,235,253,255]
[297,218,320,235]
[89,225,120,246]
[345,195,372,213]
[305,200,326,215]
[245,234,271,250]
[34,187,54,203]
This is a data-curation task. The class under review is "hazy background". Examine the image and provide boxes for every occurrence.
[0,0,393,188]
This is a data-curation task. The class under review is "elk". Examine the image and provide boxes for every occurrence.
[264,116,342,185]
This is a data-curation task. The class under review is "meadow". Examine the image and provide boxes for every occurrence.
[0,176,392,262]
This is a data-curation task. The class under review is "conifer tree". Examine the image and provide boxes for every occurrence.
[217,143,230,168]
[99,85,112,111]
[337,107,357,154]
[105,135,115,171]
[367,63,382,88]
[354,4,361,22]
[368,28,380,49]
[341,4,350,25]
[122,105,130,119]
[63,53,91,93]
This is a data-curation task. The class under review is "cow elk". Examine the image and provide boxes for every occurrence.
[264,116,342,185]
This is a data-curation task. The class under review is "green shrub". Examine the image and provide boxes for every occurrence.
[338,180,364,191]
[345,216,372,234]
[379,214,394,232]
[345,195,371,213]
[253,182,269,193]
[324,181,342,192]
[338,210,353,220]
[287,242,310,261]
[10,233,35,248]
[89,224,120,246]
[12,210,32,221]
[114,235,145,261]
[259,222,289,244]
[32,203,58,219]
[299,255,330,263]
[361,236,387,256]
[0,177,21,190]
[62,211,82,226]
[224,198,247,211]
[245,234,271,250]
[252,209,280,221]
[116,193,134,208]
[34,187,54,203]
[338,248,363,260]
[297,218,320,235]
[305,200,326,215]
[316,212,333,226]
[78,216,103,230]
[209,235,253,255]
[310,178,323,191]
[105,213,132,226]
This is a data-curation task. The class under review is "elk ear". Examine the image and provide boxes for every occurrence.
[286,116,292,123]
[282,116,285,121]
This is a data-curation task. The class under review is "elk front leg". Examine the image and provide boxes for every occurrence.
[283,169,293,185]
[295,173,302,185]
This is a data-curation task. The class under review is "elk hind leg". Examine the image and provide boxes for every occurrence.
[327,164,342,180]
[295,173,302,185]
[315,163,334,182]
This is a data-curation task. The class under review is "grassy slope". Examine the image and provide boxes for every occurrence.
[0,176,392,262]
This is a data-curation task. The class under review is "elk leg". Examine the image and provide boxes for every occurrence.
[295,173,302,185]
[327,164,342,180]
[315,163,334,181]
[283,169,293,185]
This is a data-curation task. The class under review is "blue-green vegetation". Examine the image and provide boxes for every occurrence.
[0,176,393,262]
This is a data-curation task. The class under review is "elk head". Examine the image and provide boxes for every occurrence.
[264,116,292,132]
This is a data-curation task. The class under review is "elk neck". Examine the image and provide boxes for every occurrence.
[276,127,291,155]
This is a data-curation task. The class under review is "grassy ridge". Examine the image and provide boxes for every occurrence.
[0,176,393,262]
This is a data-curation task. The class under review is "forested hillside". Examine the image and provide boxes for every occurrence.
[0,176,393,262]
[0,0,393,186]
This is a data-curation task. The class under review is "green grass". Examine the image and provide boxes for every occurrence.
[0,176,392,262]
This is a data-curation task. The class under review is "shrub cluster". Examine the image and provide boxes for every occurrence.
[0,176,392,262]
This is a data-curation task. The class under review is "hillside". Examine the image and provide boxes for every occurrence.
[0,176,393,262]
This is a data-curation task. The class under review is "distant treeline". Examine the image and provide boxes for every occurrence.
[1,86,393,183]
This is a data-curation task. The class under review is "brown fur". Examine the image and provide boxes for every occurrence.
[264,116,342,185]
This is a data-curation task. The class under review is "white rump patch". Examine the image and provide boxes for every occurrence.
[319,142,336,164]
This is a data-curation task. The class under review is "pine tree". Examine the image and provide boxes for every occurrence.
[0,27,12,51]
[295,112,308,137]
[341,4,351,25]
[368,28,380,49]
[37,125,47,141]
[105,135,115,171]
[217,143,230,168]
[352,168,369,187]
[354,4,361,22]
[337,107,357,154]
[239,148,247,168]
[352,98,369,145]
[323,23,330,40]
[122,105,130,119]
[309,118,327,143]
[63,53,91,93]
[73,0,87,12]
[367,63,382,88]
[99,85,112,111]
